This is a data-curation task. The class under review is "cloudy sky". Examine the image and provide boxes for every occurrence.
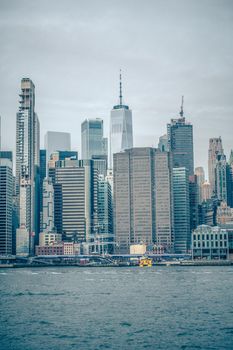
[0,0,233,175]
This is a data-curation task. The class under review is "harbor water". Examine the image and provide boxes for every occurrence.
[0,266,233,350]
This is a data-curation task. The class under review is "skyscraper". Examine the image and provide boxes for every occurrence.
[113,147,174,253]
[44,131,71,171]
[81,118,107,160]
[109,72,133,169]
[195,167,205,204]
[173,167,190,253]
[167,97,194,176]
[0,158,13,255]
[208,137,224,197]
[16,78,40,255]
[215,153,227,202]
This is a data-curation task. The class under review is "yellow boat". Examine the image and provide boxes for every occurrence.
[139,257,153,267]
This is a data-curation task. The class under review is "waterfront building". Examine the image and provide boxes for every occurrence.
[167,98,194,176]
[208,137,224,197]
[109,72,133,169]
[215,154,227,202]
[201,181,211,202]
[158,134,168,152]
[81,118,107,160]
[195,167,205,204]
[36,244,63,256]
[42,178,54,233]
[16,228,29,256]
[173,167,190,253]
[0,158,13,255]
[113,147,173,253]
[16,78,40,255]
[192,225,229,260]
[216,201,233,225]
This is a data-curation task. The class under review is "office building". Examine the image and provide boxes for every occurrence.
[189,175,198,232]
[198,199,215,227]
[167,98,194,176]
[201,181,211,202]
[208,137,224,197]
[109,72,133,168]
[195,167,205,204]
[44,131,71,168]
[55,159,98,245]
[173,167,190,253]
[154,150,174,251]
[215,153,227,202]
[0,158,13,255]
[192,225,229,260]
[39,232,62,246]
[114,147,173,253]
[216,201,233,225]
[81,118,107,160]
[42,178,54,233]
[39,149,46,230]
[16,78,40,255]
[227,151,233,208]
[158,134,168,152]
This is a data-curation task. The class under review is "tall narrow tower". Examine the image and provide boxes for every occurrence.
[208,137,224,197]
[167,97,194,176]
[16,78,40,255]
[109,71,133,169]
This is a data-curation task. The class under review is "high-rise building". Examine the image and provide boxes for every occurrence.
[158,134,168,152]
[167,98,194,176]
[189,175,198,232]
[201,181,211,202]
[55,159,98,245]
[44,131,71,170]
[208,137,224,197]
[154,150,174,251]
[39,149,46,231]
[113,148,173,253]
[0,158,13,255]
[16,78,40,255]
[109,72,133,169]
[42,178,54,233]
[195,167,205,204]
[227,150,233,208]
[215,153,227,202]
[97,177,114,253]
[81,118,107,160]
[173,167,190,253]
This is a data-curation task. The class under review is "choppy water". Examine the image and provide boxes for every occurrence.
[0,266,233,350]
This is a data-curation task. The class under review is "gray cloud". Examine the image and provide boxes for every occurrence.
[0,0,233,176]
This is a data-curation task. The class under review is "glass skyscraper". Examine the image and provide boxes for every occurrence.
[109,72,133,169]
[81,118,107,160]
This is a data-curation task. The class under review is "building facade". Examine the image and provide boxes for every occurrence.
[195,167,205,204]
[81,118,107,160]
[208,137,224,197]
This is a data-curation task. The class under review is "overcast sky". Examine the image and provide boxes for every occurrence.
[0,0,233,176]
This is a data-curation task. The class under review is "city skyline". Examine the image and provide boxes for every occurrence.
[1,0,233,174]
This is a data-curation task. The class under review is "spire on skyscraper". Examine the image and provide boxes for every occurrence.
[119,69,123,106]
[180,95,184,118]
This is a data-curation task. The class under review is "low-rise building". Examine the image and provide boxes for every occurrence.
[39,232,62,246]
[192,225,229,260]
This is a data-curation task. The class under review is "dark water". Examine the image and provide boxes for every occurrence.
[0,266,233,350]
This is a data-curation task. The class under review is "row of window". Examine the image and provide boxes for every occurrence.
[193,233,227,241]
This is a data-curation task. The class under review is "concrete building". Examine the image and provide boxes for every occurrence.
[16,78,40,255]
[55,159,98,245]
[173,167,190,253]
[42,178,54,233]
[215,153,227,202]
[192,225,229,260]
[0,158,13,255]
[201,181,211,202]
[39,232,62,246]
[109,72,133,169]
[195,167,205,204]
[167,99,194,176]
[113,148,173,253]
[208,137,224,197]
[81,118,107,160]
[154,150,174,251]
[216,201,233,225]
